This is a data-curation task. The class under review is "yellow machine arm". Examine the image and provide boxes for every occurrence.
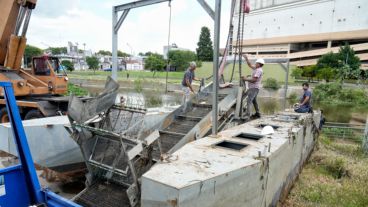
[0,0,37,70]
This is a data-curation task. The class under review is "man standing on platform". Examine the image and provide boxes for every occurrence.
[242,54,264,119]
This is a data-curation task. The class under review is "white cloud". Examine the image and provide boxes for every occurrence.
[27,0,231,54]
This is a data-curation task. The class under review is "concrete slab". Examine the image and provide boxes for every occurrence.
[142,112,320,207]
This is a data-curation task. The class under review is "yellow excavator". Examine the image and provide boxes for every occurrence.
[0,0,70,123]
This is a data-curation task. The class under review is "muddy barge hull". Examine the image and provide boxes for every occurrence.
[141,112,320,207]
[0,116,84,170]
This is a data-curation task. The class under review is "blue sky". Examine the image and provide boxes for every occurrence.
[27,0,231,55]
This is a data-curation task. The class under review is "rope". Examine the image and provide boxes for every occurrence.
[206,0,237,81]
[165,0,172,93]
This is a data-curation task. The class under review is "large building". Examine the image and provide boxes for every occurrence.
[231,0,368,68]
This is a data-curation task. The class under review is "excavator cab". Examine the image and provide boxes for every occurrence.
[29,55,68,95]
[32,56,62,76]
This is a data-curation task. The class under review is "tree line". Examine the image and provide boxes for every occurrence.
[23,26,215,72]
[291,43,367,82]
[144,26,213,72]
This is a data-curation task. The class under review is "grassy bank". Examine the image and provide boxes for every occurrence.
[67,62,296,84]
[283,136,368,207]
[313,83,368,105]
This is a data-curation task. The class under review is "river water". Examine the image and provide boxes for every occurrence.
[84,87,368,124]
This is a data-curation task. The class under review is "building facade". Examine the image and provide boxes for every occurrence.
[232,0,368,68]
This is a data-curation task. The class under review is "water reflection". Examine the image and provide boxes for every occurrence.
[258,98,289,115]
[84,87,367,124]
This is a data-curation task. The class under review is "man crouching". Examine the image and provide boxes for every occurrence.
[294,82,313,113]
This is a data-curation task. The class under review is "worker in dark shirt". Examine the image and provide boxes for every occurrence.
[295,82,312,113]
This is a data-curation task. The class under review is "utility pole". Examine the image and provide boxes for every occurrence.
[83,43,86,69]
[127,43,133,56]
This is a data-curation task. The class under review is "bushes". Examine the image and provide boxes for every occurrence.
[291,68,303,79]
[316,67,335,82]
[288,92,298,102]
[195,60,202,68]
[134,79,143,92]
[263,78,280,90]
[314,83,368,105]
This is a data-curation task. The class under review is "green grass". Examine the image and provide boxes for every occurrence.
[67,83,89,96]
[196,62,296,83]
[67,62,296,84]
[283,136,368,207]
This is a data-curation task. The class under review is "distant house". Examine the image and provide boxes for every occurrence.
[126,59,144,70]
[163,43,190,59]
[96,55,126,70]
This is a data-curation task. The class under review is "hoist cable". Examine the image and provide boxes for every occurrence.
[165,0,172,93]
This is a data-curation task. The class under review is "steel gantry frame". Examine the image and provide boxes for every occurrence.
[112,0,222,134]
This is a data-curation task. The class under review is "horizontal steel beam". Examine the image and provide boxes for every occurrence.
[114,0,170,12]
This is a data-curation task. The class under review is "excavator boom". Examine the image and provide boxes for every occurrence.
[0,0,37,70]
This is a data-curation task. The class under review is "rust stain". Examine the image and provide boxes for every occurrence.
[167,198,178,207]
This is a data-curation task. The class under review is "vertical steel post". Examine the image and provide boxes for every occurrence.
[212,0,221,135]
[283,60,290,109]
[112,7,118,80]
[363,115,368,153]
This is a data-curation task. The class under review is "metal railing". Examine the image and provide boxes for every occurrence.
[322,122,365,141]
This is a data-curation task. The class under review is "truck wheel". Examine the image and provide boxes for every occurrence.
[0,108,9,123]
[24,109,44,120]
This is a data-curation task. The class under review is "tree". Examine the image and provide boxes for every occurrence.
[97,50,112,56]
[317,52,341,69]
[291,68,303,79]
[144,53,165,71]
[317,43,361,82]
[196,26,213,61]
[86,56,99,74]
[140,51,153,57]
[48,47,67,55]
[61,60,74,72]
[168,50,196,71]
[118,50,131,57]
[337,43,361,80]
[316,52,340,82]
[24,45,43,67]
